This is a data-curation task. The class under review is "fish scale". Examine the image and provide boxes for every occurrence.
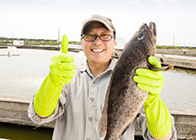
[98,22,157,140]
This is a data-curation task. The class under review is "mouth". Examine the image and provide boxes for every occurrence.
[91,49,105,53]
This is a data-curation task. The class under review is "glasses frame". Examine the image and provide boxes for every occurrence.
[81,34,114,42]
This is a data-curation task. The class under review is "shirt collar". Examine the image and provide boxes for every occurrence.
[78,58,117,78]
[104,58,116,72]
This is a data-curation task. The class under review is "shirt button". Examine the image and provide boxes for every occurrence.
[88,117,93,122]
[90,97,94,102]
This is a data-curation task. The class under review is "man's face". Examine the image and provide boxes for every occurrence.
[81,23,116,66]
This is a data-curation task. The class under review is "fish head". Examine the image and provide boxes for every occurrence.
[136,22,157,56]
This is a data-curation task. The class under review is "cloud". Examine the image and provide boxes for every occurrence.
[123,0,141,5]
[33,0,81,5]
[152,0,178,4]
[151,0,180,11]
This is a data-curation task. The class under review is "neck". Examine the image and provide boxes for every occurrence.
[88,60,111,77]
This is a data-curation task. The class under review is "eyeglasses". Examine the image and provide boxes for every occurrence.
[81,34,114,42]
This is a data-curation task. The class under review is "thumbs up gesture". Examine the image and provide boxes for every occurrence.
[49,34,75,86]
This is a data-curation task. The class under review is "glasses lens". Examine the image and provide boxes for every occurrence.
[84,35,95,41]
[100,35,112,41]
[83,34,113,41]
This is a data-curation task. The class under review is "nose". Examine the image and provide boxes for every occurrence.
[93,36,102,45]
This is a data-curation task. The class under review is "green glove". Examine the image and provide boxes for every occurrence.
[33,34,75,117]
[133,56,172,138]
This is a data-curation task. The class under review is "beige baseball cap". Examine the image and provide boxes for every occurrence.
[81,14,116,35]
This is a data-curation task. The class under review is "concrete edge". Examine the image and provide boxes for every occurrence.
[0,97,31,104]
[0,97,196,139]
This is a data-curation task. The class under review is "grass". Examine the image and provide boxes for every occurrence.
[156,45,196,50]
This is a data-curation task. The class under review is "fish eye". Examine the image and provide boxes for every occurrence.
[138,33,143,39]
[138,33,144,40]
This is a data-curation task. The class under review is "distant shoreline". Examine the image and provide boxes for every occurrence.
[1,44,196,49]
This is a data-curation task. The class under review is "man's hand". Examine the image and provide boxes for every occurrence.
[133,56,164,95]
[50,34,75,86]
[33,34,75,117]
[133,56,172,139]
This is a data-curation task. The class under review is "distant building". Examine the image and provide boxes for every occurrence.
[116,38,126,49]
[13,40,24,46]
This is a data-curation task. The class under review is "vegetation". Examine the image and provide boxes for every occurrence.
[25,40,58,45]
[0,37,195,49]
[156,45,196,50]
[69,41,81,44]
[0,37,81,46]
[157,45,182,49]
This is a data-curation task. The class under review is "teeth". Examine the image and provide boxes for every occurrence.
[92,49,104,52]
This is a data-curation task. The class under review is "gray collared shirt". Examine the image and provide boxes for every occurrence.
[28,58,177,140]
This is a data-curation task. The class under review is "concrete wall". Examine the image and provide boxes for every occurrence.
[156,49,196,57]
[0,97,196,139]
[0,97,54,128]
[113,49,196,70]
[156,56,196,70]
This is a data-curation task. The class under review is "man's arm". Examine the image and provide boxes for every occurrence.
[33,34,75,117]
[133,56,174,139]
[152,130,172,140]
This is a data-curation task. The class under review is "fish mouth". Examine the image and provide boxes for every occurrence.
[149,22,156,38]
[140,22,156,55]
[140,22,156,40]
[148,22,157,56]
[142,22,156,46]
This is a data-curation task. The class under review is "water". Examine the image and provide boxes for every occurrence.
[0,48,85,99]
[0,123,53,140]
[0,48,196,111]
[0,48,196,139]
[161,68,196,110]
[0,123,144,140]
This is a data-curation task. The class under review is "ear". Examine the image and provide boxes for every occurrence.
[80,38,82,43]
[81,38,84,50]
[113,38,116,47]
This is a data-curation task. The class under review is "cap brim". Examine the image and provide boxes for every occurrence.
[81,19,114,35]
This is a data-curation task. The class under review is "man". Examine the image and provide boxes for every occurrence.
[28,15,177,140]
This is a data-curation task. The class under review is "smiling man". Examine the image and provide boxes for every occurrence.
[28,15,177,140]
[81,21,116,77]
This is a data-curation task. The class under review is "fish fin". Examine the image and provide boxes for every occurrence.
[99,83,112,137]
[98,65,117,137]
[121,125,130,136]
[98,104,108,137]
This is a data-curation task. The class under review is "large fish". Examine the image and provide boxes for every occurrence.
[98,22,171,140]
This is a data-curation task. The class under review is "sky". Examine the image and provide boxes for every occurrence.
[0,0,196,46]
